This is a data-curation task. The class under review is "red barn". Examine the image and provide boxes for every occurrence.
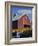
[12,14,32,32]
[18,15,31,29]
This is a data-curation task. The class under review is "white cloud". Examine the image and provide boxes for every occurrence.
[12,9,32,21]
[17,9,32,15]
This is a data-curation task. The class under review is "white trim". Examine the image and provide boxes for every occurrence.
[32,6,36,41]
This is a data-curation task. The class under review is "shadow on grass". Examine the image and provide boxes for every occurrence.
[12,30,32,38]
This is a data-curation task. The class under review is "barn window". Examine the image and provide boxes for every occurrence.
[24,25,30,27]
[12,20,18,29]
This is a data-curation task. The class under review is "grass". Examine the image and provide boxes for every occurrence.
[12,27,32,32]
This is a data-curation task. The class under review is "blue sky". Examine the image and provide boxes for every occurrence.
[11,6,32,21]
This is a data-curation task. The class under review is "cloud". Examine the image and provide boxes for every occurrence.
[17,9,32,15]
[12,9,32,21]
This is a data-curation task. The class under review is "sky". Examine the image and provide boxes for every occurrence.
[11,6,32,21]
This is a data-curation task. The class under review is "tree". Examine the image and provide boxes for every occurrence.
[13,14,16,17]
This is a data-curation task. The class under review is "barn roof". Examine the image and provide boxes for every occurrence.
[12,13,28,21]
